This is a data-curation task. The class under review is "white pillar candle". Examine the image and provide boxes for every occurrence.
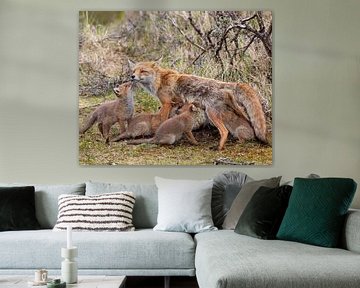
[67,225,72,249]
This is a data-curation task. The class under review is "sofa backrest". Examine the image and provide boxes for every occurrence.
[0,182,86,229]
[341,209,360,253]
[85,181,158,229]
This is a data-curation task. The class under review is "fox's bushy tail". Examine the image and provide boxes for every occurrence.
[235,84,267,143]
[80,113,97,134]
[222,90,250,122]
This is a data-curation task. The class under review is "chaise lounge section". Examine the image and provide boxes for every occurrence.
[195,214,360,288]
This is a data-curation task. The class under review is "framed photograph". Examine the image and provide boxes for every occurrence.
[79,11,272,166]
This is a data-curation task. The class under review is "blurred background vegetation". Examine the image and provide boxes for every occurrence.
[78,11,272,165]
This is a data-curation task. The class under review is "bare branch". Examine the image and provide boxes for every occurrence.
[206,29,215,47]
[187,11,204,38]
[240,13,258,23]
[230,13,272,57]
[191,50,207,65]
[168,17,206,51]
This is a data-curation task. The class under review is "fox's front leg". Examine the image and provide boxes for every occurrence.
[118,120,126,134]
[206,108,229,150]
[185,131,198,145]
[158,102,172,123]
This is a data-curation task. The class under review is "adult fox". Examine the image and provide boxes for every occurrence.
[128,60,267,148]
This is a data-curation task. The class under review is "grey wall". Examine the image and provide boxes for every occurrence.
[0,0,359,208]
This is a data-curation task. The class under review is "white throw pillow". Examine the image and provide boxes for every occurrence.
[53,192,135,231]
[154,177,217,233]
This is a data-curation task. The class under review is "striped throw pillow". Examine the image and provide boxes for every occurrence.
[53,192,135,231]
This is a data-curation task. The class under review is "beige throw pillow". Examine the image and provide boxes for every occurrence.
[222,176,281,230]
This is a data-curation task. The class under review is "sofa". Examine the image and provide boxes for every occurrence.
[0,175,359,288]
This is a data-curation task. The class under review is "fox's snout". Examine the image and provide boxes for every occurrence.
[113,82,133,97]
[113,84,120,95]
[130,74,140,82]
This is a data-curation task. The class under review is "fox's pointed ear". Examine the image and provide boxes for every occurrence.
[190,104,196,112]
[128,59,135,70]
[154,56,163,65]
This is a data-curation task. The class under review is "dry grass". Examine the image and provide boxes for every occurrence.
[79,130,272,166]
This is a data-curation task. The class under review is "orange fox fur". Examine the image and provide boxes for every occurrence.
[128,60,267,150]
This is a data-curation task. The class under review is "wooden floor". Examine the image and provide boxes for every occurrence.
[126,276,199,288]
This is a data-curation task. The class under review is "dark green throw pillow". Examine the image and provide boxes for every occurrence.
[0,186,41,231]
[276,178,357,247]
[235,185,293,239]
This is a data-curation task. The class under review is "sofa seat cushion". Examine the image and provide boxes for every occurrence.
[0,229,195,271]
[195,230,360,288]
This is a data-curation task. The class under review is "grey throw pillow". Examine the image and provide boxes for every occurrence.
[212,171,252,228]
[222,176,281,230]
[154,177,217,233]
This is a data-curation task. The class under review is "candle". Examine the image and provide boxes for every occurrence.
[67,225,72,249]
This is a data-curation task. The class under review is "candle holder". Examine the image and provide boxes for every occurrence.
[61,247,78,284]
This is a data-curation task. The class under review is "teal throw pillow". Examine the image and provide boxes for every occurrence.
[277,178,357,247]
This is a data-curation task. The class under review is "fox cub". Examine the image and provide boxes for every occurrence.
[126,101,200,146]
[112,105,180,142]
[80,82,134,143]
[112,102,207,142]
[112,112,162,141]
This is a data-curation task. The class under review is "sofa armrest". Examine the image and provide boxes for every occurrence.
[342,209,360,253]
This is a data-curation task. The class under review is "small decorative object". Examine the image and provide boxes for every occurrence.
[47,279,66,288]
[67,224,72,249]
[61,225,78,284]
[35,269,48,283]
[27,268,50,286]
